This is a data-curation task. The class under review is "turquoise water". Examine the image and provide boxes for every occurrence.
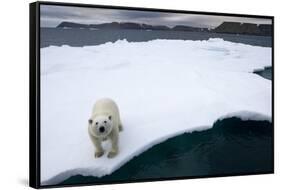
[60,117,273,186]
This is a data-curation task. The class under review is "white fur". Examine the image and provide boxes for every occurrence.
[88,98,123,158]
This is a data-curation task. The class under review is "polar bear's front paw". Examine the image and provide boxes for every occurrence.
[107,150,118,158]
[95,150,104,158]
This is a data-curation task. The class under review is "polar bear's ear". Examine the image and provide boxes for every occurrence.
[108,115,112,120]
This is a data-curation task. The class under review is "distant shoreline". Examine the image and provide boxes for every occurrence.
[55,21,272,36]
[40,28,272,48]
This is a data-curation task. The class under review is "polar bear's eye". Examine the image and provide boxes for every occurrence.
[95,122,98,125]
[104,121,107,124]
[88,119,93,124]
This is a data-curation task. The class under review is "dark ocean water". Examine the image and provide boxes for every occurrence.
[40,28,273,186]
[60,117,273,186]
[254,67,272,80]
[41,28,272,48]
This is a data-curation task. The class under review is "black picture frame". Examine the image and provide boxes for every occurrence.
[30,1,274,189]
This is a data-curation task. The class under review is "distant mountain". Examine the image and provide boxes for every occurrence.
[57,21,171,30]
[172,25,209,32]
[56,21,205,32]
[213,22,272,36]
[57,22,89,29]
[56,21,271,36]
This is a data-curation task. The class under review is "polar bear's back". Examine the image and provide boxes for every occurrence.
[92,98,119,117]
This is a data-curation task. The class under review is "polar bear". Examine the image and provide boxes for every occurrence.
[88,98,123,158]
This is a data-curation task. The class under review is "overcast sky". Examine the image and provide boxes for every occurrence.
[40,5,272,28]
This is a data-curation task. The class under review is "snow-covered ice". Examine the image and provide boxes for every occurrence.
[40,38,272,185]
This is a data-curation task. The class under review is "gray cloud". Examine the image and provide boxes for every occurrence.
[40,5,272,28]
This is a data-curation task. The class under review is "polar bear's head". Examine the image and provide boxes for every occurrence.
[88,115,113,138]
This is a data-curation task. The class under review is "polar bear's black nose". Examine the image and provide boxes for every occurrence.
[99,126,105,133]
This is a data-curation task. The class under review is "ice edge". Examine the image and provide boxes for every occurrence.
[42,110,271,185]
